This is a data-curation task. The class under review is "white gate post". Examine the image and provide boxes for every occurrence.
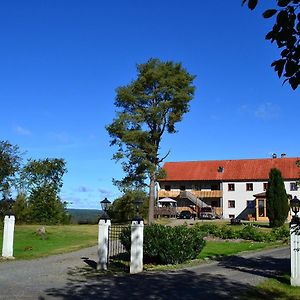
[290,221,300,286]
[2,215,15,259]
[97,219,111,270]
[130,220,144,274]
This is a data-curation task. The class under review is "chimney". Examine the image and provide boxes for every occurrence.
[272,153,277,159]
[281,153,286,158]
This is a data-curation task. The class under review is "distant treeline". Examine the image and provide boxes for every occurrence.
[67,209,102,224]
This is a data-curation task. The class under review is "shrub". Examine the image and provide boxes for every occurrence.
[120,224,206,265]
[239,224,267,242]
[119,225,131,252]
[193,223,219,235]
[216,226,239,239]
[271,226,290,241]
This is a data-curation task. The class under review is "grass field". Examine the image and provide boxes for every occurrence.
[0,225,98,259]
[197,240,276,259]
[242,274,300,300]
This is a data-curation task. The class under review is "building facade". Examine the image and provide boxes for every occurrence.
[157,155,300,220]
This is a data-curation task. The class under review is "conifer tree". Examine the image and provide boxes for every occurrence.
[107,58,195,224]
[266,168,289,227]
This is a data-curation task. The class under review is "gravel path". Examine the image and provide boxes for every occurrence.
[0,246,290,300]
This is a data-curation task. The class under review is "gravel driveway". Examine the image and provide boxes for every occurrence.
[0,245,290,300]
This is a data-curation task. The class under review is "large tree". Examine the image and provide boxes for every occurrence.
[243,0,299,90]
[22,158,68,224]
[0,140,22,197]
[106,58,196,224]
[266,168,289,227]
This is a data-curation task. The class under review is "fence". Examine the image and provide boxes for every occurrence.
[108,224,130,270]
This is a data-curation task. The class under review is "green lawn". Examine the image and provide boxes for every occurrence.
[197,240,277,259]
[243,274,300,300]
[0,225,98,259]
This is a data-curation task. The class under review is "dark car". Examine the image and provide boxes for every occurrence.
[178,210,192,219]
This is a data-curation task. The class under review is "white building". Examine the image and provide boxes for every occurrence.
[157,155,300,221]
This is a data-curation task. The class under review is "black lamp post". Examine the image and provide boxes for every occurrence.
[290,196,300,224]
[1,195,15,217]
[100,197,111,222]
[133,198,144,223]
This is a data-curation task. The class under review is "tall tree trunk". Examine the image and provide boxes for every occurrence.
[148,172,156,224]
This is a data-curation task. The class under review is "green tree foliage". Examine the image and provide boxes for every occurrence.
[22,158,68,224]
[243,0,299,90]
[266,168,289,227]
[106,58,196,224]
[27,186,68,224]
[0,140,22,197]
[108,190,148,223]
[13,192,30,224]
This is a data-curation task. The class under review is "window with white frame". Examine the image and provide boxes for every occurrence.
[228,184,235,191]
[228,200,235,208]
[246,183,253,191]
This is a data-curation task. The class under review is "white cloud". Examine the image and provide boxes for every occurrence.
[15,126,32,136]
[239,102,279,120]
[254,102,279,120]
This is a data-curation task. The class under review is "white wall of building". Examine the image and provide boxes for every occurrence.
[222,180,300,219]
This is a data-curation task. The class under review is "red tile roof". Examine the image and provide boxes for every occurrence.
[160,157,300,181]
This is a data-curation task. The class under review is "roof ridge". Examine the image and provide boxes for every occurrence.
[164,157,300,164]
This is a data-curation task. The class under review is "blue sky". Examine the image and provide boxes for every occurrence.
[1,1,299,209]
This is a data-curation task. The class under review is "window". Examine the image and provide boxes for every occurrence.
[228,183,235,191]
[165,185,171,191]
[247,200,255,209]
[263,183,268,191]
[228,200,235,208]
[246,183,253,191]
[258,199,265,217]
[290,182,298,191]
[180,185,186,191]
[229,214,235,219]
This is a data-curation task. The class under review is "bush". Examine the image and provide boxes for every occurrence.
[271,226,290,241]
[119,225,131,252]
[193,223,219,236]
[216,226,239,239]
[239,224,267,242]
[193,224,238,239]
[120,224,206,265]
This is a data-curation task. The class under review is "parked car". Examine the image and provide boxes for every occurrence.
[178,210,192,219]
[199,207,215,220]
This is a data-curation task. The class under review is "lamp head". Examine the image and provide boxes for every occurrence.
[290,196,300,216]
[100,197,111,212]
